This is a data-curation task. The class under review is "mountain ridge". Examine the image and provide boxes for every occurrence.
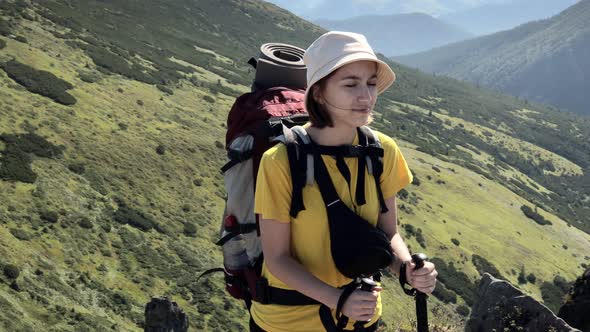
[314,13,472,56]
[394,0,590,116]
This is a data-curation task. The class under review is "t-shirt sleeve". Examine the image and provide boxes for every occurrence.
[254,144,293,223]
[378,133,413,199]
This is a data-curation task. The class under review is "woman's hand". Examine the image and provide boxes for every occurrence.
[406,261,437,294]
[340,286,382,322]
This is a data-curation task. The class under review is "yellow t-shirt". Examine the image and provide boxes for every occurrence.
[252,129,413,332]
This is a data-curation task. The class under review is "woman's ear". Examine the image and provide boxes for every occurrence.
[310,85,321,104]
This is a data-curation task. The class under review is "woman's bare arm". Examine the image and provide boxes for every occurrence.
[260,218,379,320]
[377,195,438,293]
[377,196,413,277]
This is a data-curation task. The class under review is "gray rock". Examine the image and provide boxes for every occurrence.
[558,268,590,331]
[466,273,580,332]
[144,296,188,332]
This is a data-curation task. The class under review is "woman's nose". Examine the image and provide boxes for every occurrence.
[358,85,373,103]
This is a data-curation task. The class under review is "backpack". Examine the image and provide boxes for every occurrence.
[214,86,308,309]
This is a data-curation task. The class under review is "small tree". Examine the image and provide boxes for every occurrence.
[3,264,20,279]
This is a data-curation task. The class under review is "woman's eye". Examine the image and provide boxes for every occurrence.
[345,84,356,87]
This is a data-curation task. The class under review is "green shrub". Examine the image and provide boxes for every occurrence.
[156,84,173,95]
[203,95,215,103]
[402,224,416,237]
[0,133,63,158]
[398,188,409,200]
[3,264,20,279]
[0,60,77,105]
[0,39,6,50]
[183,223,197,237]
[101,223,112,233]
[451,238,460,246]
[456,304,470,317]
[68,163,85,174]
[79,217,93,229]
[0,18,11,36]
[415,231,426,248]
[526,273,536,284]
[520,205,552,225]
[9,228,31,241]
[432,282,457,304]
[40,210,59,223]
[430,257,476,306]
[15,35,27,43]
[114,206,154,231]
[83,44,156,84]
[78,71,101,83]
[518,266,527,284]
[472,254,503,279]
[0,146,36,183]
[541,276,571,312]
[156,145,166,155]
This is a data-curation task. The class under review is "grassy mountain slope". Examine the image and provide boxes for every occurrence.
[0,0,589,331]
[314,13,472,56]
[394,0,590,116]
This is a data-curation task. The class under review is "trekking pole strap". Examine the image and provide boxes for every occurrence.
[196,268,225,283]
[215,223,258,246]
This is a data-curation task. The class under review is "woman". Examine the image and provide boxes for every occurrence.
[252,31,438,332]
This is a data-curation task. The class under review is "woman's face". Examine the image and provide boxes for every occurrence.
[314,60,379,129]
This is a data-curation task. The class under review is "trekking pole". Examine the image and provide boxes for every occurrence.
[411,253,429,332]
[352,277,378,330]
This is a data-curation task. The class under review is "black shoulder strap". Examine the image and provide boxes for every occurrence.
[355,127,368,207]
[284,126,313,218]
[359,126,388,214]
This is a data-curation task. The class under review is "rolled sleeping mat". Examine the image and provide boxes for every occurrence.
[254,43,307,90]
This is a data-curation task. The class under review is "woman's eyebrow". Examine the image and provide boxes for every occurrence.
[340,74,378,80]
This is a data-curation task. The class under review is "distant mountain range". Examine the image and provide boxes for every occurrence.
[394,0,590,116]
[314,13,472,56]
[439,0,579,36]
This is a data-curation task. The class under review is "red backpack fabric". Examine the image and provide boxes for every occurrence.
[199,87,308,308]
[225,87,307,181]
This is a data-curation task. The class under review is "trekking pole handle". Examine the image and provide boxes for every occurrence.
[359,277,377,292]
[412,253,428,270]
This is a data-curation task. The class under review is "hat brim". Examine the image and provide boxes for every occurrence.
[304,53,396,108]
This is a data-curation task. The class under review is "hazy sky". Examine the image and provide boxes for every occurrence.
[265,0,510,18]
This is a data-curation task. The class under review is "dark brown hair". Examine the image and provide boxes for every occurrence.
[305,73,336,128]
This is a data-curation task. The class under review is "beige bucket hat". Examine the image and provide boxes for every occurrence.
[303,31,396,106]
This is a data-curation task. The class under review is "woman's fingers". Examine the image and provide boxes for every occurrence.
[342,289,380,321]
[406,261,437,294]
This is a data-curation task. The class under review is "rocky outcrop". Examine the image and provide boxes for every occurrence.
[558,268,590,331]
[466,273,580,332]
[144,297,188,332]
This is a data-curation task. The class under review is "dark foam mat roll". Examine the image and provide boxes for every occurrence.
[254,43,307,90]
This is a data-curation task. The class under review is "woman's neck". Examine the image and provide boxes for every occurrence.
[305,123,357,146]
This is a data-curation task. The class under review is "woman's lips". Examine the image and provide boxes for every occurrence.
[352,108,370,113]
